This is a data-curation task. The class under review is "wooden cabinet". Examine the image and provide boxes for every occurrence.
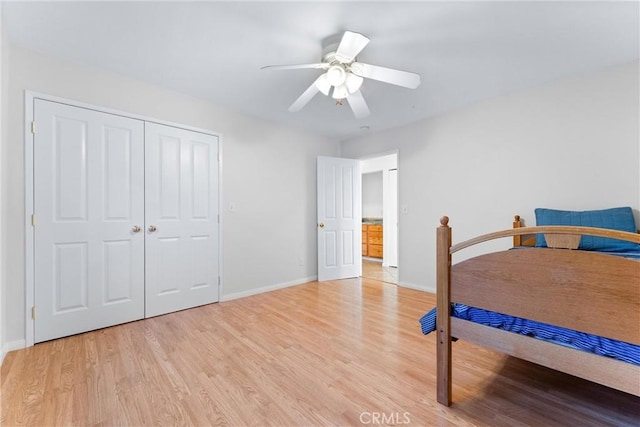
[362,224,383,258]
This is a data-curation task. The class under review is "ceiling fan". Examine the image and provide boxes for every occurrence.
[262,31,421,119]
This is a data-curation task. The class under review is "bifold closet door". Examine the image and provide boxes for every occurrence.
[144,122,220,317]
[34,99,145,343]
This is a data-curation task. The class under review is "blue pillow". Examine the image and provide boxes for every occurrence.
[534,207,640,252]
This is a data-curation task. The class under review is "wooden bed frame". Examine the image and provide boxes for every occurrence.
[436,215,640,406]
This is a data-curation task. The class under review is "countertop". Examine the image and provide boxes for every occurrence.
[362,218,383,225]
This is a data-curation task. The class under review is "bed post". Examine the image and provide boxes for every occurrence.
[513,215,522,247]
[436,216,452,406]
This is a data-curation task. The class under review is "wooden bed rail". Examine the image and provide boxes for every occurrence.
[450,223,640,254]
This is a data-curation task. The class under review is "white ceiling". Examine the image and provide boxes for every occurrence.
[2,1,639,140]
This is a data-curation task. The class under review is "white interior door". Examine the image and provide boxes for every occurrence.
[144,122,220,317]
[34,99,145,343]
[317,156,361,281]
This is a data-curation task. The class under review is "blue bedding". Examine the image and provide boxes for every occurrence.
[420,249,640,366]
[419,305,640,366]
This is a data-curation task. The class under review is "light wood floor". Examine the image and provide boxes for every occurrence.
[362,259,398,284]
[2,278,639,426]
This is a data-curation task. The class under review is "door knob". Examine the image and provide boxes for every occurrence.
[148,225,157,233]
[132,225,141,233]
[318,223,325,228]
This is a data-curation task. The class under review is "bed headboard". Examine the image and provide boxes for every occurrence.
[514,211,640,248]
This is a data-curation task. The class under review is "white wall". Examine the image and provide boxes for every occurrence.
[2,42,339,346]
[362,172,383,218]
[360,153,398,174]
[0,3,5,364]
[341,61,640,293]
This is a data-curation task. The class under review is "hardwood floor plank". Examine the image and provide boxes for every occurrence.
[2,278,639,426]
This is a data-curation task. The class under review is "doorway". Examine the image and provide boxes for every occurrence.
[360,153,398,284]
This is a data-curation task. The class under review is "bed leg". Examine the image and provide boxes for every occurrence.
[436,217,452,406]
[437,326,452,406]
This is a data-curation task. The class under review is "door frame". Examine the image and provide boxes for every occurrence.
[24,91,224,347]
[359,150,399,269]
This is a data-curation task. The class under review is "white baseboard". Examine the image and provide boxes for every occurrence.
[397,280,435,294]
[221,277,436,304]
[221,276,318,302]
[1,339,26,366]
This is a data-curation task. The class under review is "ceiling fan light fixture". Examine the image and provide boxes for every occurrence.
[315,73,331,96]
[332,84,349,100]
[344,73,364,94]
[326,65,347,86]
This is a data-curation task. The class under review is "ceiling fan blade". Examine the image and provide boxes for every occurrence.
[346,90,371,119]
[262,63,330,71]
[335,31,370,63]
[351,62,421,89]
[289,81,321,112]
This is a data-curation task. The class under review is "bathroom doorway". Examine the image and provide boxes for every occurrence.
[360,153,398,284]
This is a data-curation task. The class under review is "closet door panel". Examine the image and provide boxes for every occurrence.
[145,122,219,317]
[34,99,145,343]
